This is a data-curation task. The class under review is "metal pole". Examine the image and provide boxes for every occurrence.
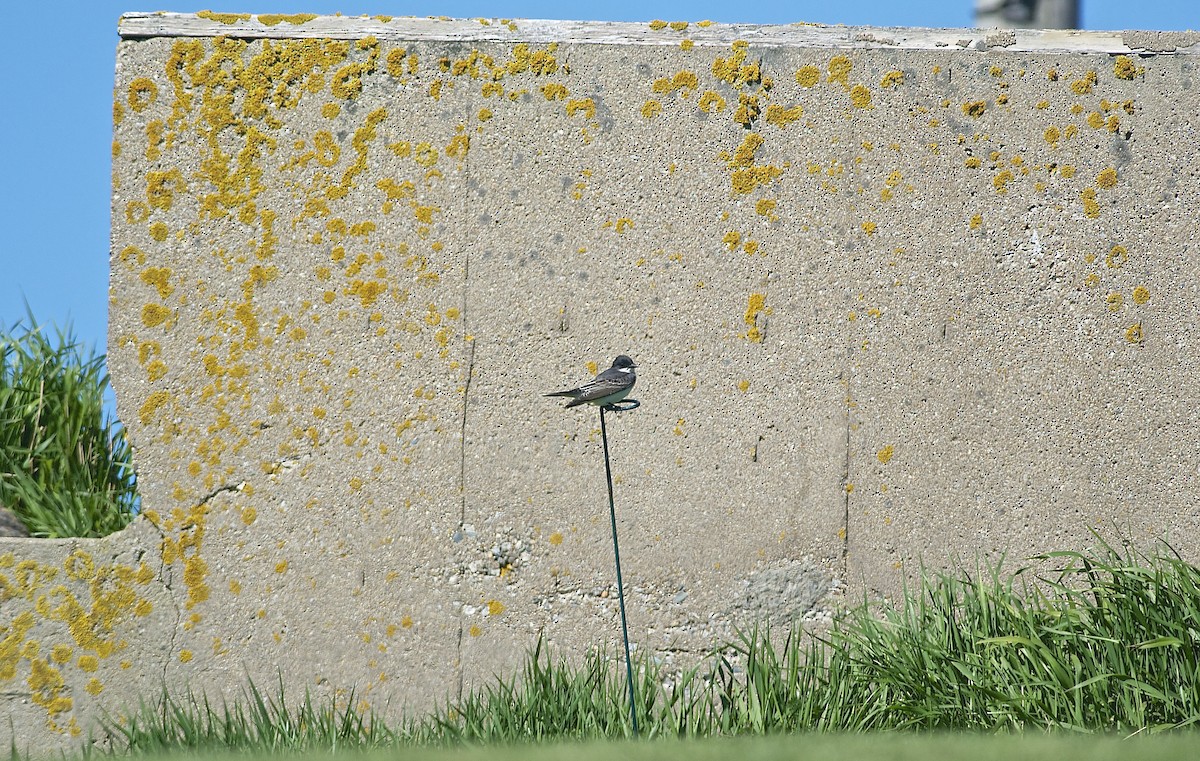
[599,404,639,738]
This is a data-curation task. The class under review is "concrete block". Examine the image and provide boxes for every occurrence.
[3,13,1199,751]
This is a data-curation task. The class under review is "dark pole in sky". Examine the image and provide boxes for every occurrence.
[975,0,1080,29]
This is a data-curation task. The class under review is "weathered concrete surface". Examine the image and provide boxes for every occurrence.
[0,523,174,744]
[3,11,1200,751]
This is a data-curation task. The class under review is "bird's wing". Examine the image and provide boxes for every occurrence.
[572,369,633,401]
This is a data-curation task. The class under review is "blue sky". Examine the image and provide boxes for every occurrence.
[1,1,1194,395]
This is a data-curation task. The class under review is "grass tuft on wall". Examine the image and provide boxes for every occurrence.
[0,307,137,538]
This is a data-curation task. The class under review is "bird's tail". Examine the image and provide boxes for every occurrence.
[544,390,577,398]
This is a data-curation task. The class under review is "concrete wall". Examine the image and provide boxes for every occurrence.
[4,12,1200,751]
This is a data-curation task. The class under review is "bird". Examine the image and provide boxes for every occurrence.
[545,355,637,408]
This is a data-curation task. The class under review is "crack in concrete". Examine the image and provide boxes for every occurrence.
[841,391,851,566]
[137,480,239,689]
[453,150,475,707]
[193,482,243,509]
[139,513,184,689]
[458,341,475,528]
[454,617,465,703]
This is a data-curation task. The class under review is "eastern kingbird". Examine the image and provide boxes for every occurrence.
[545,355,637,408]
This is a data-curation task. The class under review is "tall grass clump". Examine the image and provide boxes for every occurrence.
[85,536,1200,755]
[414,536,1200,739]
[102,680,393,755]
[0,309,137,537]
[820,537,1200,732]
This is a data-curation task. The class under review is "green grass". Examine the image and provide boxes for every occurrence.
[80,732,1200,761]
[57,534,1199,761]
[0,307,136,538]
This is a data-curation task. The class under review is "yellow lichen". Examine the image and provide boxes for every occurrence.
[1071,71,1098,95]
[565,98,596,119]
[1096,168,1118,189]
[446,133,469,160]
[795,65,820,88]
[961,101,986,117]
[733,93,760,126]
[385,48,411,78]
[1125,323,1144,343]
[743,293,767,343]
[127,77,158,112]
[1132,286,1150,304]
[698,90,726,113]
[761,104,802,130]
[876,445,895,464]
[731,165,783,195]
[141,303,173,328]
[541,83,569,100]
[880,70,904,88]
[850,84,872,108]
[196,10,250,24]
[1113,55,1138,80]
[506,43,559,76]
[147,360,167,381]
[139,267,174,299]
[652,70,699,96]
[827,55,852,86]
[257,13,317,25]
[712,41,759,87]
[183,555,209,609]
[1081,187,1100,218]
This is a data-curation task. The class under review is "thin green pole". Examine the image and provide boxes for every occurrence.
[599,404,639,738]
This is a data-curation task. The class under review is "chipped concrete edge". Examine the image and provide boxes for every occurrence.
[116,12,1200,55]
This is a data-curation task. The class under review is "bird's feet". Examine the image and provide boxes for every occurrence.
[602,398,641,412]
